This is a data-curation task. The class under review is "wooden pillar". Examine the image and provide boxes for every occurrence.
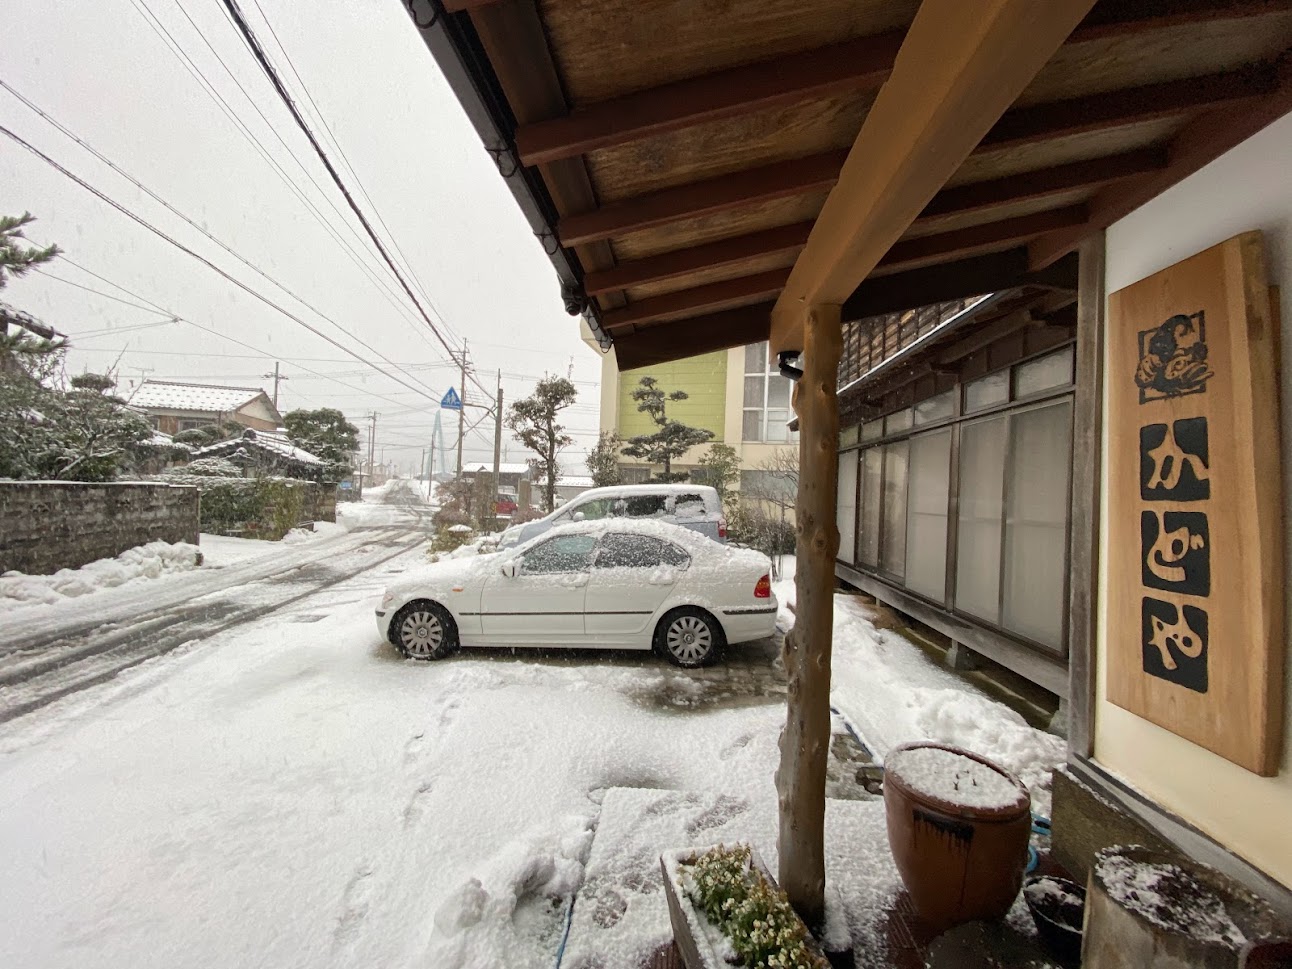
[776,303,842,926]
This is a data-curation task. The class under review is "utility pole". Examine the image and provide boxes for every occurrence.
[263,362,288,410]
[456,341,467,481]
[492,370,503,519]
[366,411,377,492]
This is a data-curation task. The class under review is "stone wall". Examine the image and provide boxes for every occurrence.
[0,481,200,575]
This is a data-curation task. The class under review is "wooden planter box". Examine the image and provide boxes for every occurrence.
[660,846,829,969]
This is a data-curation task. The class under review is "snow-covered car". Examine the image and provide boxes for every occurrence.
[376,519,776,667]
[496,484,726,550]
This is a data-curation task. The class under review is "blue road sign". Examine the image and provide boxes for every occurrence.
[441,387,462,411]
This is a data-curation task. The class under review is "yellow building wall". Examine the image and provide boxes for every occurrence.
[1096,114,1292,887]
[616,350,728,441]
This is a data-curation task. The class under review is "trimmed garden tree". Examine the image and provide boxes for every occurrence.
[505,375,577,512]
[283,407,359,481]
[585,430,622,487]
[620,376,714,482]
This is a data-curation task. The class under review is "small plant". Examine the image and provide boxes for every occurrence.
[681,845,828,969]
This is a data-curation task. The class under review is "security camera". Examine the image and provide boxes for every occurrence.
[778,351,804,381]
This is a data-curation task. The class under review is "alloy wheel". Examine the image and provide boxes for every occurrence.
[665,615,712,664]
[399,610,443,658]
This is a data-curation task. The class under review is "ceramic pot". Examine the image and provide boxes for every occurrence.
[883,741,1031,933]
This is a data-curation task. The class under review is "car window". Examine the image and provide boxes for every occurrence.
[521,535,597,574]
[596,533,662,569]
[672,493,708,519]
[622,494,667,517]
[568,497,617,521]
[659,542,691,569]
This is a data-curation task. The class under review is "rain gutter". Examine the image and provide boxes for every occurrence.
[400,0,609,347]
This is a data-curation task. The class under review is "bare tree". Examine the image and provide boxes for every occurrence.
[506,375,577,512]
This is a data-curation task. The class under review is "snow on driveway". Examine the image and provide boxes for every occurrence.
[0,552,787,969]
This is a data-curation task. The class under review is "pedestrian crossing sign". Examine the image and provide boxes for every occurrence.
[441,387,462,411]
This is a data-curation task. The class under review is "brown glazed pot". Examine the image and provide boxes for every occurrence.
[883,741,1032,934]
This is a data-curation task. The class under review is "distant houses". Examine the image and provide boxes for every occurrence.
[126,379,281,434]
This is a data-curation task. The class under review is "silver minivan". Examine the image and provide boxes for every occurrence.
[497,484,726,549]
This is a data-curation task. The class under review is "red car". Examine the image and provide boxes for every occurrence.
[494,493,518,516]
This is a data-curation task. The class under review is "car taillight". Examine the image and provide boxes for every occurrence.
[754,574,771,598]
[718,517,727,539]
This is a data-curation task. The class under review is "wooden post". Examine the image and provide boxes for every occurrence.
[776,303,842,926]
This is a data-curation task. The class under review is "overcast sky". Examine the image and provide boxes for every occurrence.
[0,0,605,473]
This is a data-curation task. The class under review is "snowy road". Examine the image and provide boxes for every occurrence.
[0,483,792,969]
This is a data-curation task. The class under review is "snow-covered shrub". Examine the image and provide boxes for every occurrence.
[726,503,795,556]
[429,526,474,556]
[681,844,828,969]
[171,456,242,478]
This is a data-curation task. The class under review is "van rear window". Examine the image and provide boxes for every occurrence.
[622,495,667,517]
[673,494,707,518]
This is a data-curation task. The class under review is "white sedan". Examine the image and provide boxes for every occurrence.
[376,519,778,667]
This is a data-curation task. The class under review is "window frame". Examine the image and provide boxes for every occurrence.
[520,534,598,575]
[742,341,799,444]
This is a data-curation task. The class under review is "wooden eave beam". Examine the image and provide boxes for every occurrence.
[515,32,903,167]
[769,0,1099,356]
[1028,53,1292,268]
[602,268,791,332]
[612,302,774,371]
[558,150,846,247]
[1069,0,1292,43]
[979,65,1279,153]
[583,222,812,297]
[876,205,1089,275]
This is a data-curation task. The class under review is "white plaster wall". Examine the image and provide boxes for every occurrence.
[1098,113,1292,886]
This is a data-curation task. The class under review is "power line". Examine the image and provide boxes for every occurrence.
[35,254,438,412]
[0,124,454,407]
[0,79,455,404]
[215,0,492,401]
[121,0,452,346]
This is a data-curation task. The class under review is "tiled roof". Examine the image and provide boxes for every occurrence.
[464,462,532,475]
[127,379,266,414]
[191,429,324,466]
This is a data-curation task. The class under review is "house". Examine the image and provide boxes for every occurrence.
[188,428,328,482]
[127,379,281,434]
[553,474,594,506]
[583,330,797,503]
[461,462,532,490]
[404,0,1292,929]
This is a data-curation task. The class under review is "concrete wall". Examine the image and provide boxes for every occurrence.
[0,481,200,575]
[1097,113,1292,887]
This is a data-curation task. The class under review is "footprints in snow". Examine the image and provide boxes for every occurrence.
[399,697,459,826]
[332,864,375,950]
[402,781,436,828]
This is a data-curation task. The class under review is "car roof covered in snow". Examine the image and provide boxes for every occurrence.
[127,380,267,414]
[573,483,717,499]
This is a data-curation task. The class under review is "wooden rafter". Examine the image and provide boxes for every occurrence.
[980,65,1278,153]
[612,302,774,370]
[877,205,1088,274]
[583,222,812,297]
[1028,55,1292,267]
[601,268,791,332]
[515,32,903,166]
[1069,0,1292,43]
[770,0,1099,354]
[842,248,1080,320]
[557,150,846,247]
[915,149,1165,225]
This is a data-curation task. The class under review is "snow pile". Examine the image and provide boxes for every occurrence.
[0,541,202,606]
[280,522,347,545]
[829,595,1064,812]
[885,745,1026,811]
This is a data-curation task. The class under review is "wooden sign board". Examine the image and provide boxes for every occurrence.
[1107,231,1284,776]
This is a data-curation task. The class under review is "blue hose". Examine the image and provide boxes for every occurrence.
[1026,814,1053,874]
[552,895,576,968]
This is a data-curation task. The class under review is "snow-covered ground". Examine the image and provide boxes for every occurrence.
[0,509,1062,969]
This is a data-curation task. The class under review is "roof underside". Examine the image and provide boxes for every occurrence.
[411,0,1292,370]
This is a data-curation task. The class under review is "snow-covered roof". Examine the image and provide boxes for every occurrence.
[127,379,267,414]
[464,462,532,476]
[191,429,324,465]
[558,475,594,489]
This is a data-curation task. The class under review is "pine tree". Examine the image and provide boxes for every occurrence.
[0,213,60,290]
[283,407,360,482]
[506,375,577,512]
[620,376,715,482]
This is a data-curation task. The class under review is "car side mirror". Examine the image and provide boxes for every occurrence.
[501,560,519,578]
[572,511,586,522]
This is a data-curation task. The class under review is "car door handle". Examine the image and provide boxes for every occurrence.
[561,574,589,589]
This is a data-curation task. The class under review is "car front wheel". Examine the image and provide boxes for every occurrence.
[654,607,724,668]
[391,600,459,661]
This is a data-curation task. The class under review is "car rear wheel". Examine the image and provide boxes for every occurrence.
[391,600,459,661]
[654,607,724,668]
